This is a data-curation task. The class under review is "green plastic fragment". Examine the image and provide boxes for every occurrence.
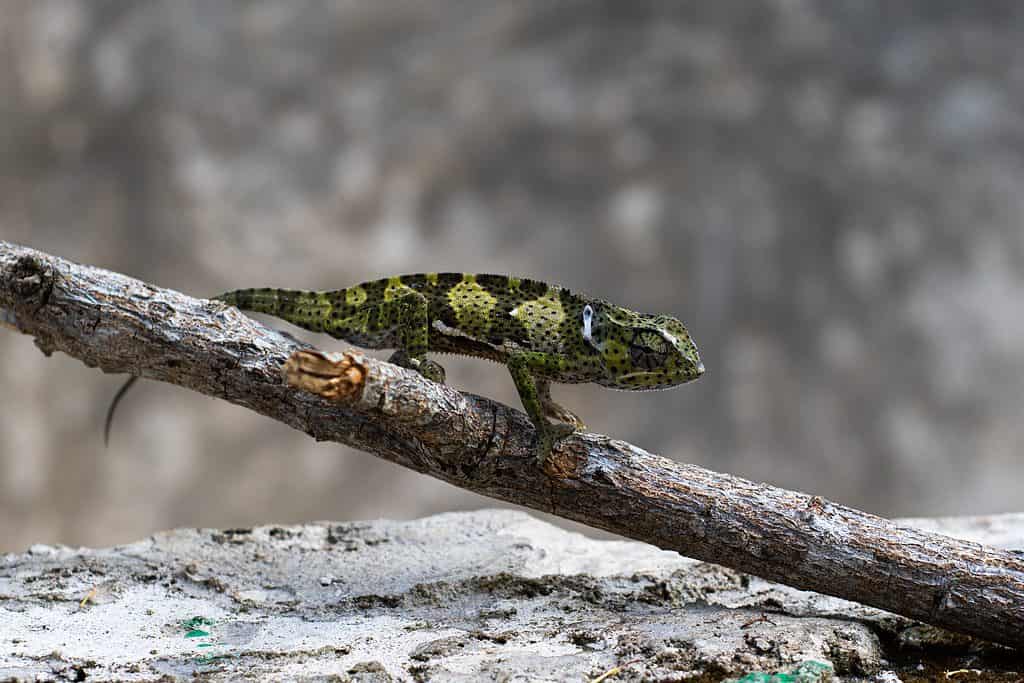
[734,674,777,683]
[730,661,833,683]
[185,629,210,638]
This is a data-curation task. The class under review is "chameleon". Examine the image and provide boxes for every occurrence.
[106,273,704,465]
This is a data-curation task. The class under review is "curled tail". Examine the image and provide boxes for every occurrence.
[104,375,138,446]
[106,287,334,445]
[215,287,334,334]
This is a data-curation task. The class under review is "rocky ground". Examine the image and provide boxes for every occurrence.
[1,510,1020,681]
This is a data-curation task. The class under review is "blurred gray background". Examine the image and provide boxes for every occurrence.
[3,1,1024,553]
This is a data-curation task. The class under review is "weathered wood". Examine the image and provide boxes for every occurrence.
[1,240,1022,649]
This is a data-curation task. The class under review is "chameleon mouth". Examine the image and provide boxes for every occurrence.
[616,371,653,383]
[616,372,686,389]
[617,362,704,388]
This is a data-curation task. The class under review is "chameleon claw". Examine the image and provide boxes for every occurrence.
[535,422,577,468]
[541,403,587,430]
[536,380,586,429]
[413,359,446,384]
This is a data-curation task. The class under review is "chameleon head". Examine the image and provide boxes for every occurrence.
[582,303,704,390]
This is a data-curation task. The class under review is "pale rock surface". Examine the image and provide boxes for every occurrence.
[1,510,1021,681]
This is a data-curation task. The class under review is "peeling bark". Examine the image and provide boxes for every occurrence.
[1,240,1022,649]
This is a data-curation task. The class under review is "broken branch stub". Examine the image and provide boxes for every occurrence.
[284,350,367,402]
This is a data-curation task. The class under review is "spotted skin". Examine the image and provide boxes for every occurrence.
[214,273,704,465]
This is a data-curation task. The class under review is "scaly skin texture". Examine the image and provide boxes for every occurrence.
[215,274,704,465]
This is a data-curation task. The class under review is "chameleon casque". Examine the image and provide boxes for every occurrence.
[107,273,704,464]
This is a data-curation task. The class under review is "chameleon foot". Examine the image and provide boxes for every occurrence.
[387,350,446,384]
[536,379,586,429]
[540,399,587,430]
[535,422,577,467]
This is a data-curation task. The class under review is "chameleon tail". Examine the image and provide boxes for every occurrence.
[214,288,333,333]
[214,287,310,314]
[106,288,334,445]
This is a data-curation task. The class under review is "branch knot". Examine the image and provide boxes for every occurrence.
[9,254,54,311]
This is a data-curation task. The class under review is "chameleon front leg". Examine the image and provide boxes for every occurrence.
[380,292,446,383]
[507,353,580,466]
[536,379,586,429]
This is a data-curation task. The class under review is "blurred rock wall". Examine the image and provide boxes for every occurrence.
[3,0,1024,551]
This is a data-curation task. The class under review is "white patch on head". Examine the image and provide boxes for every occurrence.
[582,304,594,342]
[660,330,679,347]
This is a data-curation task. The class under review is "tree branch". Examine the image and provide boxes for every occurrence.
[2,240,1022,650]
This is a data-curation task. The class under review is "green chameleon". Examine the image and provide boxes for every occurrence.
[107,273,704,465]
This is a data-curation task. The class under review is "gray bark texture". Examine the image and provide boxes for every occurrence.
[2,511,1022,682]
[1,241,1024,653]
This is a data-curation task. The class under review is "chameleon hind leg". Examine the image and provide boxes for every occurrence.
[219,286,446,382]
[507,352,581,467]
[388,349,445,383]
[342,290,446,383]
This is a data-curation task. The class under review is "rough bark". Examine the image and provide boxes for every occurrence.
[1,240,1022,650]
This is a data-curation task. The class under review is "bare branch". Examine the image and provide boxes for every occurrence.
[1,240,1022,650]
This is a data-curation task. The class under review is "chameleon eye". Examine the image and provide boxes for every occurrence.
[639,331,668,353]
[582,304,594,343]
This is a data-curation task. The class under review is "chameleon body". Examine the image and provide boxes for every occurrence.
[213,273,704,464]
